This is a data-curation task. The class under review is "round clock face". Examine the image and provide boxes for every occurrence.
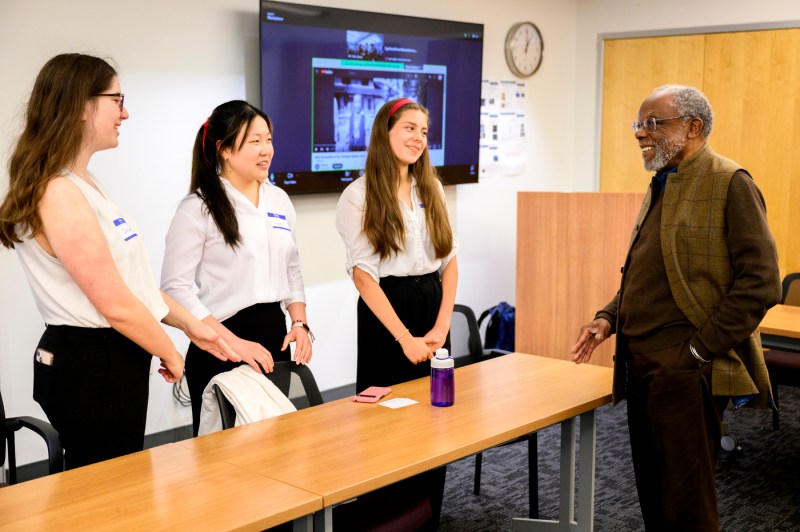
[505,22,543,78]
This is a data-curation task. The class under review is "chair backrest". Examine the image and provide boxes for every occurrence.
[782,273,800,306]
[267,361,324,410]
[214,362,324,430]
[212,384,237,430]
[451,304,487,366]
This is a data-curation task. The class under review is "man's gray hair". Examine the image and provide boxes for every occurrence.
[653,84,713,138]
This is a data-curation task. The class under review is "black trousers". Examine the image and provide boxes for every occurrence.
[354,272,449,530]
[34,325,152,470]
[626,339,729,532]
[185,302,289,436]
[356,272,449,391]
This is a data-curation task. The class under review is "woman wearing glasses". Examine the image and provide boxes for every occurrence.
[161,100,313,436]
[0,53,238,469]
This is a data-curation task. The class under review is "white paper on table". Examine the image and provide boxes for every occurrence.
[379,398,419,409]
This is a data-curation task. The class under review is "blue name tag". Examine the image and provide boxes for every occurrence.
[113,218,138,241]
[267,212,290,231]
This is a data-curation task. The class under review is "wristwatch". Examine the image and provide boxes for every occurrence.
[291,320,315,342]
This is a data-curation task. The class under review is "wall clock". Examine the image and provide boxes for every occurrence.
[505,22,543,78]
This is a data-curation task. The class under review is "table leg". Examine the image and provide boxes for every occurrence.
[293,514,314,532]
[511,410,597,532]
[311,505,332,532]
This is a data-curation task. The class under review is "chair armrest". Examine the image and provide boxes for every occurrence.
[12,416,63,474]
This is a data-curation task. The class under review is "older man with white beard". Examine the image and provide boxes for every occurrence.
[570,85,781,531]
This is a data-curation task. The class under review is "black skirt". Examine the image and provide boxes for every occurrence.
[355,272,450,392]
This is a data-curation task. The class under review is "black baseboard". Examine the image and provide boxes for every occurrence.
[7,382,358,484]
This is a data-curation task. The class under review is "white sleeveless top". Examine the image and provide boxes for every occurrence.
[15,171,168,328]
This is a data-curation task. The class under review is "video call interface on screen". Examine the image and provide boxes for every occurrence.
[260,1,483,194]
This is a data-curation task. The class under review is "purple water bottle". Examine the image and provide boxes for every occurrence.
[431,348,455,407]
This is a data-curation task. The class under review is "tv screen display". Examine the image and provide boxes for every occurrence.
[259,1,484,194]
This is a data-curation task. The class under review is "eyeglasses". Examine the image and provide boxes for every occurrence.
[92,92,125,112]
[632,115,691,132]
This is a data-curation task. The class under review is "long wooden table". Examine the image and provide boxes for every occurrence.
[0,353,612,531]
[179,353,613,531]
[0,441,322,531]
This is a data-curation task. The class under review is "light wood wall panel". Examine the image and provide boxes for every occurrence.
[516,192,644,367]
[703,29,800,278]
[600,29,800,278]
[599,35,705,194]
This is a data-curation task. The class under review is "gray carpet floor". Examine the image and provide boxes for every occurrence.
[439,386,800,531]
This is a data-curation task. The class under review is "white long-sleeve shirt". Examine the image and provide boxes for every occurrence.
[161,179,306,322]
[335,175,458,283]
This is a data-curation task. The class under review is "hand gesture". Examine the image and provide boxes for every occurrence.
[158,352,184,383]
[570,318,611,364]
[282,327,313,365]
[185,320,240,363]
[229,335,274,373]
[399,335,434,364]
[423,324,449,352]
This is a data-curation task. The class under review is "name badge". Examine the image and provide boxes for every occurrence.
[267,212,290,231]
[113,218,138,241]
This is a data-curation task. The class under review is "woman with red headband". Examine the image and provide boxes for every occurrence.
[161,100,313,436]
[336,97,458,391]
[336,97,458,529]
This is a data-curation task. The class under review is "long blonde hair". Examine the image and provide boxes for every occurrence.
[0,53,117,248]
[362,98,453,260]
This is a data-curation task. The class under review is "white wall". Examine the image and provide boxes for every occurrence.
[0,0,578,466]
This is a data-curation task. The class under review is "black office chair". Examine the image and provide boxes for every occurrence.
[451,304,510,366]
[450,304,539,518]
[763,272,800,430]
[1,389,63,485]
[213,361,324,430]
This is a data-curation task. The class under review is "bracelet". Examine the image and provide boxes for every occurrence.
[689,344,710,365]
[394,328,410,342]
[291,320,315,342]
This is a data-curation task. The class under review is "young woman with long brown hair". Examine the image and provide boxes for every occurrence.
[336,97,458,391]
[0,53,237,469]
[336,98,458,529]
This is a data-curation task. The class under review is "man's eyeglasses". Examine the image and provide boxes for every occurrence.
[632,115,692,133]
[92,92,125,112]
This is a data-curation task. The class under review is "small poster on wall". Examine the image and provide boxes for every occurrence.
[480,80,499,178]
[480,79,527,177]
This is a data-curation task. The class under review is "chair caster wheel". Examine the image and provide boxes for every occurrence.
[720,434,738,452]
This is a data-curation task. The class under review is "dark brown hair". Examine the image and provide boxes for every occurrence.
[0,53,117,248]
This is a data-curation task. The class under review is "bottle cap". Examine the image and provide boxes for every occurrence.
[431,348,453,369]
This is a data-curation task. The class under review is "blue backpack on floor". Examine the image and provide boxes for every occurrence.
[478,302,515,352]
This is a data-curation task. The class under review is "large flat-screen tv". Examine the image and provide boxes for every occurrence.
[259,1,484,195]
